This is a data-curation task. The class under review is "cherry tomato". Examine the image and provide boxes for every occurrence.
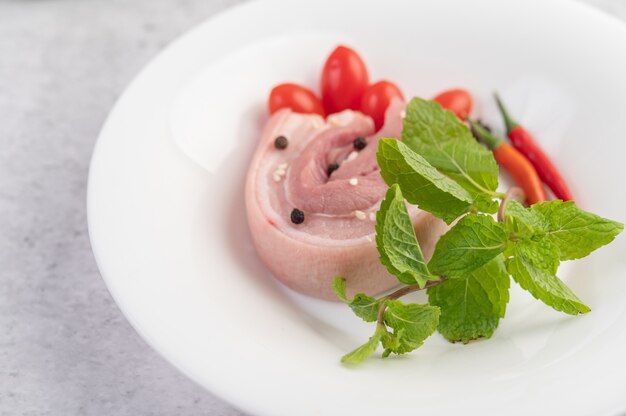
[321,45,369,114]
[432,88,473,120]
[268,83,325,117]
[360,80,404,130]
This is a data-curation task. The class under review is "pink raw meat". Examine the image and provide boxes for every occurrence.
[245,98,447,300]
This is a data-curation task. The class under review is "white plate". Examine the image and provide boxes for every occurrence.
[87,0,626,415]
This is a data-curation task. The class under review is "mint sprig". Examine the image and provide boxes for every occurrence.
[333,98,623,364]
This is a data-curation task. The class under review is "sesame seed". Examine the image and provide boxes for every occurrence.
[369,212,376,221]
[365,235,373,243]
[349,177,358,186]
[277,162,288,170]
[275,169,286,176]
[327,111,353,127]
[354,210,367,220]
[328,117,342,127]
[273,173,281,182]
[311,118,325,129]
[346,151,358,162]
[400,111,406,119]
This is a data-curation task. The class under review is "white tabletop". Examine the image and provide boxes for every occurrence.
[0,0,624,414]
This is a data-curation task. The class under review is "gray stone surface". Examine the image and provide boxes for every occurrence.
[0,0,624,415]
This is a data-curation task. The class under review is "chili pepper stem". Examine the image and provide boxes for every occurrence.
[494,93,519,133]
[469,121,508,199]
[469,120,502,150]
[470,119,546,205]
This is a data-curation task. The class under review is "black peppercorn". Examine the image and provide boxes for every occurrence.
[327,163,339,176]
[274,135,288,149]
[353,137,367,150]
[290,208,305,224]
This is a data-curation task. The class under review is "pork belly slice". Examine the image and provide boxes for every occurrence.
[245,99,447,300]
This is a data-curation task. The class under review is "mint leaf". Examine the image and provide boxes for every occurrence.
[332,277,379,322]
[507,237,590,315]
[347,294,379,323]
[505,200,544,238]
[332,277,349,302]
[381,300,440,355]
[428,214,507,278]
[377,139,473,224]
[428,255,510,343]
[505,200,623,261]
[401,97,499,213]
[531,201,623,260]
[504,202,594,315]
[341,325,384,364]
[375,184,436,286]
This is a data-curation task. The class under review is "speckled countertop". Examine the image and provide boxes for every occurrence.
[0,0,624,415]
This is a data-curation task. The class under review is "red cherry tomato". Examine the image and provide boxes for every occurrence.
[432,88,473,120]
[268,83,325,117]
[360,80,404,130]
[321,45,369,115]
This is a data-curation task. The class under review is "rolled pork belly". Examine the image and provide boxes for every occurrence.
[245,98,448,300]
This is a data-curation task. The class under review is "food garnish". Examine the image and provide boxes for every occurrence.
[333,97,623,364]
[290,208,305,225]
[432,88,473,120]
[495,93,574,201]
[268,83,325,117]
[470,121,546,205]
[360,80,405,129]
[353,136,368,150]
[321,46,369,114]
[274,135,289,149]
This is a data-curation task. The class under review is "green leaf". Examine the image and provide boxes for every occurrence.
[375,184,436,286]
[505,200,545,238]
[377,139,474,224]
[428,214,508,278]
[531,201,624,261]
[381,300,440,355]
[348,294,380,323]
[401,97,499,212]
[332,277,349,302]
[332,277,380,322]
[428,255,510,343]
[507,237,590,315]
[341,325,384,364]
[505,200,623,261]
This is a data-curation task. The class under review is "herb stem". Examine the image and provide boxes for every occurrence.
[498,186,526,223]
[376,278,447,326]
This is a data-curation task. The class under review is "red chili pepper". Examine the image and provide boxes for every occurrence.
[494,94,573,201]
[470,121,546,205]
